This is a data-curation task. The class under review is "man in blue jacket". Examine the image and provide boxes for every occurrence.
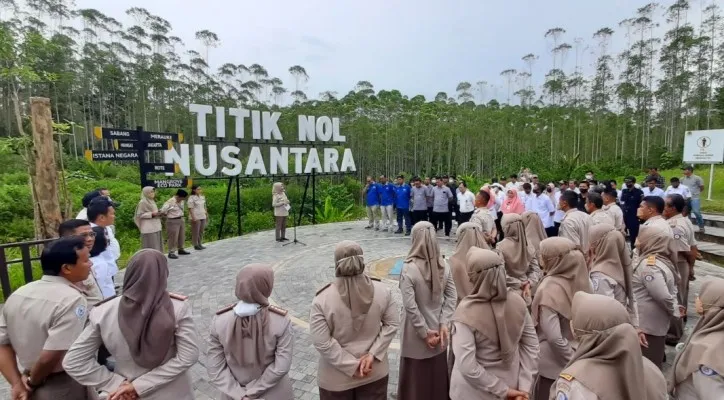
[364,176,381,230]
[378,175,396,232]
[620,176,644,249]
[394,175,412,235]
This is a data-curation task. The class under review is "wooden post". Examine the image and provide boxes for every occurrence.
[29,97,62,239]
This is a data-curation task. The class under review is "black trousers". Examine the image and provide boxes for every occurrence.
[431,212,452,236]
[412,210,428,226]
[625,216,640,250]
[496,211,504,241]
[459,211,473,223]
[545,226,557,238]
[427,207,433,223]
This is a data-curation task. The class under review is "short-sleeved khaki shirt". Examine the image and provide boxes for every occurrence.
[0,275,88,371]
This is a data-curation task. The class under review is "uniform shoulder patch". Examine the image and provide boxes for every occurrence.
[556,392,568,400]
[644,274,655,282]
[646,255,657,266]
[559,372,574,381]
[700,366,719,376]
[268,304,288,316]
[93,295,118,308]
[215,304,235,315]
[169,292,188,301]
[315,283,331,296]
[370,276,382,282]
[75,303,87,320]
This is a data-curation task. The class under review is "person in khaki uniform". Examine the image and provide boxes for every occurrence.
[551,292,668,400]
[0,237,92,400]
[398,222,456,400]
[521,211,547,254]
[59,219,104,308]
[531,237,592,400]
[471,189,497,247]
[632,195,676,268]
[631,226,682,369]
[601,188,625,233]
[63,249,200,400]
[669,278,724,399]
[161,189,190,259]
[585,192,615,227]
[187,185,208,250]
[272,182,290,242]
[134,186,164,253]
[206,264,293,400]
[449,222,488,304]
[449,248,539,400]
[310,241,399,399]
[558,191,592,255]
[496,214,541,305]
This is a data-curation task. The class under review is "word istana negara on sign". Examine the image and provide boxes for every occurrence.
[165,104,357,177]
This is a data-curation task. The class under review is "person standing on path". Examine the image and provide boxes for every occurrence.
[135,186,164,252]
[398,222,456,400]
[394,175,412,235]
[643,178,666,198]
[272,182,290,242]
[681,166,706,233]
[449,248,539,400]
[0,237,92,400]
[669,278,724,398]
[311,241,400,400]
[188,185,209,250]
[364,177,381,230]
[558,191,592,256]
[526,183,556,238]
[206,264,294,400]
[646,167,666,189]
[162,189,190,259]
[378,175,396,232]
[431,179,454,237]
[59,219,104,309]
[425,178,435,222]
[621,176,644,250]
[450,222,489,304]
[456,182,475,224]
[497,214,541,305]
[586,191,615,226]
[665,177,692,200]
[602,187,625,234]
[63,249,200,400]
[411,177,429,226]
[471,189,497,247]
[531,237,592,400]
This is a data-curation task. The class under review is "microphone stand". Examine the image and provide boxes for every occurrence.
[283,207,306,246]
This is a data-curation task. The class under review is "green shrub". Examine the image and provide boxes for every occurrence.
[316,196,355,223]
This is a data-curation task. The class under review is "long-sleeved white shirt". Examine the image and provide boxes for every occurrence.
[457,191,476,213]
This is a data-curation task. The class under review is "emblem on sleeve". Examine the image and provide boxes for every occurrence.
[556,391,568,400]
[75,304,87,319]
[644,274,655,282]
[700,366,718,376]
[591,278,599,292]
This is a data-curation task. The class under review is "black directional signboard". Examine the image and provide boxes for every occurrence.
[87,126,188,189]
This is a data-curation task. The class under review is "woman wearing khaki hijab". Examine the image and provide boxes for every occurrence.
[632,225,682,369]
[311,241,400,400]
[496,214,541,304]
[521,211,547,252]
[450,248,539,400]
[398,222,457,400]
[551,292,661,399]
[272,182,290,242]
[63,249,200,399]
[531,237,591,400]
[450,222,489,304]
[670,278,724,399]
[206,264,293,400]
[135,186,164,252]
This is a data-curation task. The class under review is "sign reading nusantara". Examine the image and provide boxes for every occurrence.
[164,104,357,177]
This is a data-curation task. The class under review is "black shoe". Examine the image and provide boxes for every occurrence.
[194,245,203,250]
[199,244,207,250]
[281,238,289,242]
[394,229,403,234]
[168,253,178,259]
[276,239,282,242]
[365,226,372,230]
[405,231,411,236]
[178,249,191,255]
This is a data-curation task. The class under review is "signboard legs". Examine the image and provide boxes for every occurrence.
[708,164,714,201]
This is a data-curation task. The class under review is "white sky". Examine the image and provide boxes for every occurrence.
[74,0,711,103]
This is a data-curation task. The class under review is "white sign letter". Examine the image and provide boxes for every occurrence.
[164,144,190,176]
[215,106,225,138]
[262,111,283,140]
[289,147,307,174]
[316,116,333,141]
[298,115,315,141]
[220,146,242,176]
[228,108,250,139]
[245,146,267,175]
[189,104,212,137]
[304,148,323,173]
[194,144,218,176]
[323,148,340,173]
[251,110,261,140]
[340,148,357,172]
[270,147,289,175]
[332,117,345,142]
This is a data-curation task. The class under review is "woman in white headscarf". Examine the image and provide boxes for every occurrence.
[272,182,290,242]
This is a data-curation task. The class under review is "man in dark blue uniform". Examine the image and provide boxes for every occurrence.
[620,176,644,249]
[393,175,412,235]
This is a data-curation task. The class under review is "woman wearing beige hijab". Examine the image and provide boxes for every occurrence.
[135,186,164,252]
[521,211,547,252]
[551,292,665,400]
[63,249,200,399]
[632,225,682,368]
[450,248,539,400]
[206,264,293,400]
[496,214,541,304]
[272,182,290,242]
[311,241,400,400]
[398,222,456,400]
[450,222,489,304]
[670,278,724,399]
[531,237,591,400]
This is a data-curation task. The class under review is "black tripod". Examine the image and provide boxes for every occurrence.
[283,208,306,246]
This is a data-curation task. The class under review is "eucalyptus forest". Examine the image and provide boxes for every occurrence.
[2,0,724,179]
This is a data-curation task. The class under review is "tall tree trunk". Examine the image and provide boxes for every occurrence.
[29,97,63,239]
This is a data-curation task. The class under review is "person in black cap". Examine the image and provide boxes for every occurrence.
[620,176,644,249]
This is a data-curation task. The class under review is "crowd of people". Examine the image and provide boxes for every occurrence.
[0,165,719,400]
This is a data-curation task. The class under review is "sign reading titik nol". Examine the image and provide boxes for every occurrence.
[164,104,357,177]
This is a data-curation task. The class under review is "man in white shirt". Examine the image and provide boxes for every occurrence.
[665,177,691,199]
[520,183,534,209]
[87,197,120,262]
[505,174,519,191]
[642,177,666,198]
[456,182,476,223]
[528,183,556,237]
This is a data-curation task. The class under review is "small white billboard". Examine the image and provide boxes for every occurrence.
[683,129,724,164]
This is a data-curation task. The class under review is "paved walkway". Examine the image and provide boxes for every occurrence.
[1,221,723,399]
